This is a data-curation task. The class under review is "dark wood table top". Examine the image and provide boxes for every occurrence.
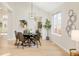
[23,33,37,39]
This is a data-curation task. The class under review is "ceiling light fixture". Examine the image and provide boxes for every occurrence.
[30,2,34,19]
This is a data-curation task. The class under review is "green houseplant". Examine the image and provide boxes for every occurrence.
[44,19,51,40]
[20,20,27,28]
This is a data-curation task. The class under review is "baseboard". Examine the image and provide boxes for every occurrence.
[50,39,69,54]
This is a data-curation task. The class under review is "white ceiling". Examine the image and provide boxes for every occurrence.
[4,2,64,13]
[33,2,64,13]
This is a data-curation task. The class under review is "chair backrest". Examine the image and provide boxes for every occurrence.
[36,30,41,38]
[35,30,41,40]
[18,32,25,42]
[14,31,19,39]
[23,30,27,35]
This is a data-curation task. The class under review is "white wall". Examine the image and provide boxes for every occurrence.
[50,2,79,52]
[1,2,79,53]
[7,3,49,40]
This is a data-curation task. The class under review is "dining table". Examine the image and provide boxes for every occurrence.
[23,33,37,47]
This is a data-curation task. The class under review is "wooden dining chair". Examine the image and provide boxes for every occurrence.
[18,32,26,48]
[35,30,41,47]
[14,31,19,46]
[14,31,26,49]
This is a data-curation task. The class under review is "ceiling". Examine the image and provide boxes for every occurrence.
[33,2,64,13]
[3,2,64,13]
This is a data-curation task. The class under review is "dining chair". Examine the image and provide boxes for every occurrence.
[14,31,19,46]
[14,31,26,49]
[35,30,41,47]
[18,32,26,49]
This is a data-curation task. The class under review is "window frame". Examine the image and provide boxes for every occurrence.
[51,12,62,37]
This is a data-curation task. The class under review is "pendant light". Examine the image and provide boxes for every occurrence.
[30,2,34,19]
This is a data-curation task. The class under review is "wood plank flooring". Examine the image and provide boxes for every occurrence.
[0,39,68,56]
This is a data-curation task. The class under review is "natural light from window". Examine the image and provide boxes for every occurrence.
[51,12,62,36]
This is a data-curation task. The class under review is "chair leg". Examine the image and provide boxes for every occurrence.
[36,41,38,48]
[17,45,19,48]
[26,39,31,47]
[16,42,19,48]
[38,40,41,46]
[31,39,36,46]
[21,42,25,49]
[22,46,24,49]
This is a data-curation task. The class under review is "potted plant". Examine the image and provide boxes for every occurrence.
[44,19,51,40]
[20,20,27,28]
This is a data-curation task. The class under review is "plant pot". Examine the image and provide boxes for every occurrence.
[46,36,49,40]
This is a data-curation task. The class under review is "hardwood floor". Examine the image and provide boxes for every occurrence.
[0,39,68,56]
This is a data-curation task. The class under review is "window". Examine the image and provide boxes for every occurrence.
[0,9,8,35]
[0,15,8,33]
[51,12,62,36]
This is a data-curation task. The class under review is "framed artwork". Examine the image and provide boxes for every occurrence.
[66,9,77,37]
[68,9,74,16]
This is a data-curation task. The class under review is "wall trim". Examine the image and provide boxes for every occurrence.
[50,39,69,53]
